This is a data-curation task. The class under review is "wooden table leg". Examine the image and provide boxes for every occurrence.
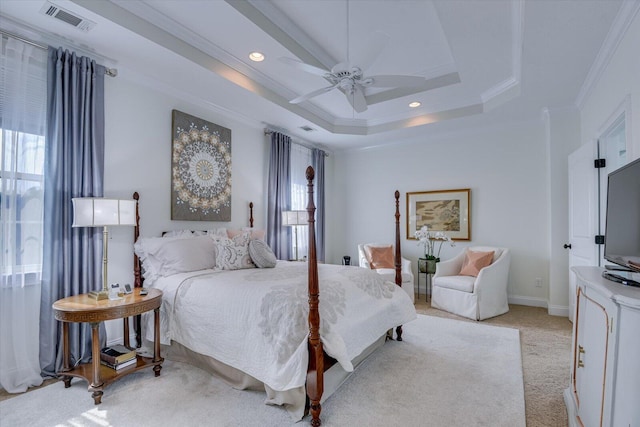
[153,307,162,376]
[123,317,130,349]
[61,322,72,388]
[89,322,103,404]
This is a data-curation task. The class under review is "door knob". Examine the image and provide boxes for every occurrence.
[564,243,572,249]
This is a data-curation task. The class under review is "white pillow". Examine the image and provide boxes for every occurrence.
[162,230,195,238]
[134,235,216,282]
[213,232,255,270]
[163,229,226,237]
[227,227,266,241]
[154,236,217,276]
[248,239,277,268]
[206,228,228,238]
[135,236,181,282]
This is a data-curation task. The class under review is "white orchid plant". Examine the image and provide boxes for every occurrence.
[414,225,455,261]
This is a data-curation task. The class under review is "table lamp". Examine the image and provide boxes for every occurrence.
[72,198,137,300]
[282,210,308,261]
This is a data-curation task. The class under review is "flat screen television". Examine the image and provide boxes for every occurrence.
[603,157,640,274]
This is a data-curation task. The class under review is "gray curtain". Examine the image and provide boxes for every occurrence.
[312,148,325,262]
[40,47,106,377]
[266,132,291,260]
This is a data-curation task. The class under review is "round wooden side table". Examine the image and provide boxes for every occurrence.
[52,287,163,404]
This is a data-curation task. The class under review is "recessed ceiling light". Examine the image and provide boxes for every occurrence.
[249,52,265,62]
[409,101,421,108]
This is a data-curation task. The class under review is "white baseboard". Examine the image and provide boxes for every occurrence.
[508,295,547,308]
[107,333,138,347]
[508,295,570,317]
[547,304,570,318]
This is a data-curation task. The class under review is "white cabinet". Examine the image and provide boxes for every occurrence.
[564,267,640,427]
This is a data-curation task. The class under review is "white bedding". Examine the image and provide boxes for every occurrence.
[143,261,416,394]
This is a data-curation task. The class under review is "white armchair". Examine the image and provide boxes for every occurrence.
[432,246,510,320]
[357,243,415,303]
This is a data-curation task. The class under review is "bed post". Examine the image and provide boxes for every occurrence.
[305,166,323,427]
[394,190,403,341]
[132,191,143,347]
[133,192,142,289]
[249,202,254,228]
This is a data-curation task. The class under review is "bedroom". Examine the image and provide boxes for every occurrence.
[1,0,639,426]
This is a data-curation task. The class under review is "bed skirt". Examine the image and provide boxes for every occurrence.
[151,334,387,420]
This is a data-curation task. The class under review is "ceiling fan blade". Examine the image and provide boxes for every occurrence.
[367,75,426,88]
[290,84,338,104]
[355,31,390,71]
[279,57,329,77]
[346,85,368,113]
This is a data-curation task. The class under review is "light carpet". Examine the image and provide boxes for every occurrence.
[0,315,525,426]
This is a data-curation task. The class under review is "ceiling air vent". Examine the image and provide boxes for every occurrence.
[39,2,96,32]
[300,126,315,132]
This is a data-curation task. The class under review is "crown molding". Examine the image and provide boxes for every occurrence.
[480,0,523,110]
[237,0,337,69]
[342,115,543,153]
[0,14,117,66]
[575,1,640,110]
[71,0,527,137]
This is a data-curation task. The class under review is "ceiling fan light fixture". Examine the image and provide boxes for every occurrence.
[249,52,265,62]
[409,101,421,108]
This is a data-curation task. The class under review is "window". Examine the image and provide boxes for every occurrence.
[290,144,312,258]
[0,35,47,287]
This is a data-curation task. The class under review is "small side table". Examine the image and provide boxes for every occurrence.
[418,258,433,302]
[53,288,163,404]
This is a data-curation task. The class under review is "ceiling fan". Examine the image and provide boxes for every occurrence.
[280,3,425,113]
[281,53,425,113]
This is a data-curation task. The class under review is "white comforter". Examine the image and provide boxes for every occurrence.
[144,261,416,392]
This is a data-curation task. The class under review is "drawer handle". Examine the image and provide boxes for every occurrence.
[578,345,585,368]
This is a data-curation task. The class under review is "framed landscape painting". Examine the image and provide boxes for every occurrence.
[406,189,471,240]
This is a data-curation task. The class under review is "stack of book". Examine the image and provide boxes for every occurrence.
[100,344,137,370]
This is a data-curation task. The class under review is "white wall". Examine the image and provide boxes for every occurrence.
[580,11,640,162]
[102,76,268,344]
[329,120,550,305]
[544,108,581,316]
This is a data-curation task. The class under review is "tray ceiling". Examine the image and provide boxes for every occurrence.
[0,0,627,149]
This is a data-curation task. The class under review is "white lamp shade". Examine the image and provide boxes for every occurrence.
[72,198,137,227]
[282,210,308,226]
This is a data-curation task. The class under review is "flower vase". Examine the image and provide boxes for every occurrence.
[419,258,438,274]
[426,259,437,274]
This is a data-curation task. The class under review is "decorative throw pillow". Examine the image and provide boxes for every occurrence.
[227,228,266,241]
[248,239,277,268]
[213,231,256,270]
[459,250,494,277]
[364,245,395,269]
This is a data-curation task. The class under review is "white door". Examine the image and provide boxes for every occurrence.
[597,116,628,267]
[567,141,599,321]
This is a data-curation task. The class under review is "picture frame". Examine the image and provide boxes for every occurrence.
[171,110,232,221]
[406,189,471,241]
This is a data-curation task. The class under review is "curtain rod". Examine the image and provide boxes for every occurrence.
[1,29,117,77]
[264,129,329,157]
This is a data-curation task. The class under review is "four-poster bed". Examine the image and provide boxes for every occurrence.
[131,167,414,426]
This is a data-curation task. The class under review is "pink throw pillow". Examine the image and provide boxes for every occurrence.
[459,250,494,277]
[365,245,395,269]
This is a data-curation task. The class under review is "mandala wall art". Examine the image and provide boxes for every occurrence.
[171,110,232,221]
